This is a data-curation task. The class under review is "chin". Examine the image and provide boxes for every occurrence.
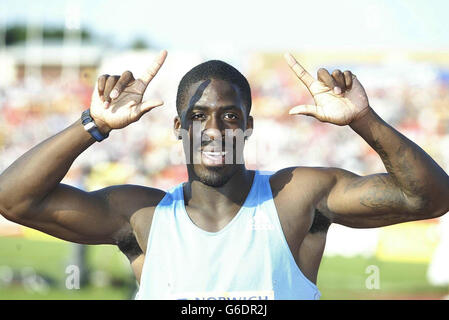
[193,164,239,187]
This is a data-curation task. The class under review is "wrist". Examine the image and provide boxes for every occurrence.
[349,106,376,130]
[81,109,110,142]
[91,115,112,136]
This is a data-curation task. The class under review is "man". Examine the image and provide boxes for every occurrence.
[0,50,448,300]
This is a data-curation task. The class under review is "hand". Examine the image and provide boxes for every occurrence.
[90,50,168,133]
[284,53,371,126]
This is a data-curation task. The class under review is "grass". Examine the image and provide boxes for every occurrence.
[2,286,128,300]
[0,237,446,300]
[317,255,447,299]
[0,237,134,300]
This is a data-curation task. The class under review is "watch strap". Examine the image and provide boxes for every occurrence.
[81,109,109,142]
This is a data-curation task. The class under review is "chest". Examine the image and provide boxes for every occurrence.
[135,196,321,299]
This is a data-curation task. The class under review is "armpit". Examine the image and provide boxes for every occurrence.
[309,209,331,234]
[116,232,143,262]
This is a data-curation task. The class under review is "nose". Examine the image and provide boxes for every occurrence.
[202,115,223,142]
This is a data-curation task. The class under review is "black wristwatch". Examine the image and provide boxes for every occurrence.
[81,109,109,142]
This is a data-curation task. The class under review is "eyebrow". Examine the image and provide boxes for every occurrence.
[190,105,241,112]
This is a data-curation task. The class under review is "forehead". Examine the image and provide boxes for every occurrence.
[186,79,243,109]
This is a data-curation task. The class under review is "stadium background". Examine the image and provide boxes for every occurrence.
[0,0,448,299]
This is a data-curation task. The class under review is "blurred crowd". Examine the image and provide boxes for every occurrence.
[1,51,448,195]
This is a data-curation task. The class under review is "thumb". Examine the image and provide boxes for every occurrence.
[288,104,317,116]
[134,99,164,118]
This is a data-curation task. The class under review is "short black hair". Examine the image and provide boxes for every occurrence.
[176,60,252,116]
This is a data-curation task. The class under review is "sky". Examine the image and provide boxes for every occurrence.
[1,0,449,52]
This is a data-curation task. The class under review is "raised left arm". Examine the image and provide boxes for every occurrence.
[320,126,449,228]
[284,53,449,228]
[343,108,449,218]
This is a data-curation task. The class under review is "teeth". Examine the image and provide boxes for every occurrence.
[203,151,227,156]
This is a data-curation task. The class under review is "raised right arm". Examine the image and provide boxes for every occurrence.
[0,119,95,219]
[0,50,168,244]
[0,120,126,244]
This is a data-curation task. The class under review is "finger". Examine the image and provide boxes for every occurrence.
[288,104,317,117]
[137,50,168,90]
[133,99,164,119]
[97,74,109,101]
[284,52,315,89]
[104,75,120,105]
[332,69,346,92]
[317,68,339,94]
[110,71,135,100]
[344,70,353,89]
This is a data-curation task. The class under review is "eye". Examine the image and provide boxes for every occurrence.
[224,113,238,120]
[191,113,205,120]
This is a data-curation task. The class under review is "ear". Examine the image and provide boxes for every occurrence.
[173,116,182,140]
[245,116,254,140]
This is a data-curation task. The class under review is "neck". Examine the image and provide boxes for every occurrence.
[183,165,255,218]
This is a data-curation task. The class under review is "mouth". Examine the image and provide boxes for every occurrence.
[200,150,228,166]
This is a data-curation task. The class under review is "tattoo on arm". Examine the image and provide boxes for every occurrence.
[373,139,424,191]
[371,139,397,181]
[371,138,429,208]
[358,174,406,210]
[343,172,404,210]
[343,174,370,192]
[343,174,428,224]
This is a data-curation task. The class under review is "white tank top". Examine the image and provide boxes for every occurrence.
[135,170,321,300]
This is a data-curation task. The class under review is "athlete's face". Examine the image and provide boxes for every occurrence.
[174,79,253,187]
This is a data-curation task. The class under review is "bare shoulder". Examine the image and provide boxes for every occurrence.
[98,184,166,219]
[269,165,361,225]
[102,184,166,259]
[102,184,166,227]
[268,166,347,234]
[269,166,339,204]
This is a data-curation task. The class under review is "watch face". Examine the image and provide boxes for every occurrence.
[81,110,92,125]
